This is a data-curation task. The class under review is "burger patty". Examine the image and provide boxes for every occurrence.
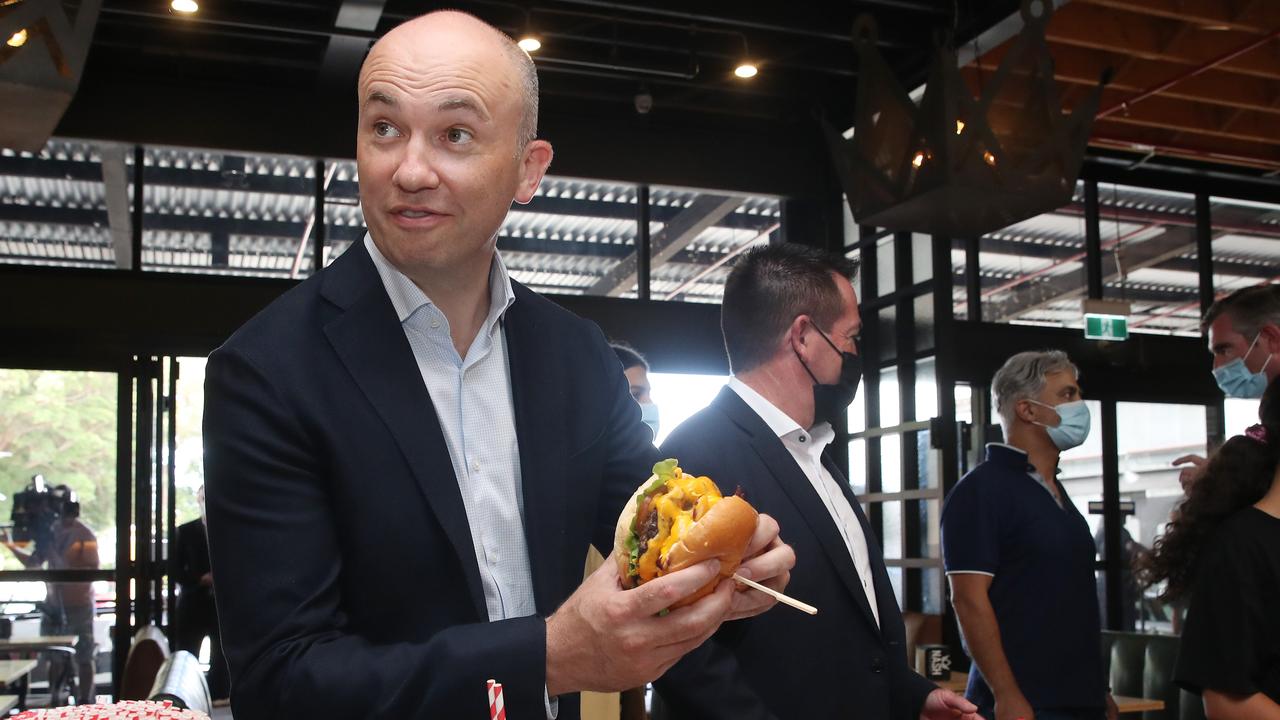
[636,505,661,554]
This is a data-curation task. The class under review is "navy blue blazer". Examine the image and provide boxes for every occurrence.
[654,387,936,720]
[202,240,659,719]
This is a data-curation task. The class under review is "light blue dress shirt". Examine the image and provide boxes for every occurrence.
[365,235,557,716]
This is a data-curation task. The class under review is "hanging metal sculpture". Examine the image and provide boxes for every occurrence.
[828,0,1109,238]
[1,0,101,151]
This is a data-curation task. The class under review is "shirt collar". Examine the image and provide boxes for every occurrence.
[364,233,516,331]
[728,377,835,447]
[985,442,1030,468]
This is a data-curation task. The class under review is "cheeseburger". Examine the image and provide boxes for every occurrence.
[614,459,758,606]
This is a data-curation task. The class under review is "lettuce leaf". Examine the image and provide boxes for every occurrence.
[626,459,681,578]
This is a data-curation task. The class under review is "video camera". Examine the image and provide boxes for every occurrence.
[9,475,79,548]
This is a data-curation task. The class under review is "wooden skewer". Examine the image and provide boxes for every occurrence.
[733,573,818,615]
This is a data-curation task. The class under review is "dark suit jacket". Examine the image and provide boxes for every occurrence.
[174,519,215,618]
[202,240,658,719]
[654,387,936,720]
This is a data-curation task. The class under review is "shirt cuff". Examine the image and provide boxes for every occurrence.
[544,686,558,719]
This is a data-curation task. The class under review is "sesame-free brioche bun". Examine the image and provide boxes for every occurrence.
[614,461,757,608]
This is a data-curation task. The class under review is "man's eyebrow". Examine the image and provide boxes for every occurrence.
[438,96,490,121]
[364,90,397,110]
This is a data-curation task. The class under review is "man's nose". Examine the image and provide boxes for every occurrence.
[392,139,441,193]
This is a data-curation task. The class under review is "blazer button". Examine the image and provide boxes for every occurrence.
[870,657,884,673]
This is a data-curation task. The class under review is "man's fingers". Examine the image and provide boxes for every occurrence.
[653,579,734,649]
[628,559,721,616]
[736,540,795,585]
[1172,454,1206,468]
[741,513,780,560]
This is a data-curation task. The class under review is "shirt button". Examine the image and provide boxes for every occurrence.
[799,435,807,443]
[471,460,481,472]
[430,320,440,329]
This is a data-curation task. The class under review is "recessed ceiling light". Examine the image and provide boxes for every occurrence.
[6,29,27,47]
[170,0,199,14]
[517,36,541,53]
[734,63,758,79]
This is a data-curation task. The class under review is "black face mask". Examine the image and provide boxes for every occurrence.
[795,325,863,428]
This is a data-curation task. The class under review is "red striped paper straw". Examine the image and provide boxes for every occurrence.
[487,679,506,720]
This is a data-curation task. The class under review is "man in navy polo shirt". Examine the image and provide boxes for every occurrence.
[942,350,1117,720]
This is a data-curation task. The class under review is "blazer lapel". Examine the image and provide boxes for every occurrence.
[502,284,568,615]
[319,241,487,620]
[713,388,881,631]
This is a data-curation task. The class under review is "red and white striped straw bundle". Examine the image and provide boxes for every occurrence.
[486,678,506,720]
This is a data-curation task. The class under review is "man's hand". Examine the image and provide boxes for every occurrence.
[545,553,734,696]
[920,688,979,720]
[727,513,796,620]
[994,691,1034,720]
[1105,693,1118,720]
[1172,454,1207,492]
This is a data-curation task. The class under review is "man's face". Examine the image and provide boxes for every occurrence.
[623,365,652,405]
[805,274,862,385]
[1208,313,1276,375]
[355,16,552,278]
[1025,370,1082,427]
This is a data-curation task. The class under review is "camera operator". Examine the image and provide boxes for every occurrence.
[2,478,99,705]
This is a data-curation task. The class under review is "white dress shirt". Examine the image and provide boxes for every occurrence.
[728,377,881,627]
[366,236,557,716]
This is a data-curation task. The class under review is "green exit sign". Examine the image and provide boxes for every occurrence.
[1084,314,1128,341]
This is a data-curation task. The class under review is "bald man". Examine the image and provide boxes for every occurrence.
[202,11,793,720]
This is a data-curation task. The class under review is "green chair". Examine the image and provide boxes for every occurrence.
[1100,631,1206,720]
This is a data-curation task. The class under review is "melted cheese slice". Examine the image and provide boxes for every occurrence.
[635,468,723,582]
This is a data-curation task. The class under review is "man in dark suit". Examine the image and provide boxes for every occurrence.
[202,10,793,720]
[172,488,227,700]
[654,244,977,720]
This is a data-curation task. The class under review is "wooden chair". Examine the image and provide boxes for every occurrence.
[119,625,170,700]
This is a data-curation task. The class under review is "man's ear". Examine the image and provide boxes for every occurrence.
[1014,398,1038,425]
[1260,324,1280,354]
[786,315,811,355]
[513,139,554,204]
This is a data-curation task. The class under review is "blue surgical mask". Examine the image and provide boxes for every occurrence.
[1030,399,1091,451]
[640,402,660,441]
[1213,333,1273,399]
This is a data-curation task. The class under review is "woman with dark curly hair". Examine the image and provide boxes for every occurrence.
[1138,377,1280,719]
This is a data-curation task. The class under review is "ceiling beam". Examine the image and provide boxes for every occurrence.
[587,194,740,297]
[988,224,1200,320]
[1045,4,1280,82]
[98,144,133,270]
[1088,127,1280,166]
[1090,96,1277,145]
[986,100,1280,160]
[1075,0,1280,35]
[968,43,1280,115]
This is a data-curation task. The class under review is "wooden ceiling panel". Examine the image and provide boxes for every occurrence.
[963,0,1279,171]
[969,43,1280,114]
[1077,0,1280,35]
[1045,3,1280,81]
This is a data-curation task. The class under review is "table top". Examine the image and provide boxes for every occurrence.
[0,694,17,714]
[933,673,1165,714]
[0,635,78,651]
[0,659,37,685]
[938,671,967,692]
[1114,696,1166,713]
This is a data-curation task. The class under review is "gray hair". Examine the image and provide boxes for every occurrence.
[1202,284,1280,340]
[991,350,1079,427]
[505,41,539,151]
